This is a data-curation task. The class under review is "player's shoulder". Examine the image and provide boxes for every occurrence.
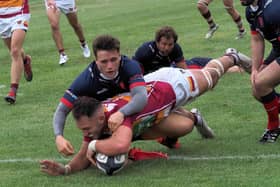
[136,41,156,54]
[121,55,141,70]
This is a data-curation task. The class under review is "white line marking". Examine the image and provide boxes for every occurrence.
[169,154,280,160]
[0,158,68,163]
[2,154,280,163]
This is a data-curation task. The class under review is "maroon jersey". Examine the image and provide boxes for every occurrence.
[84,81,176,141]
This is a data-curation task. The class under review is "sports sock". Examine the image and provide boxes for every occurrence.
[234,15,244,32]
[260,90,279,130]
[8,83,18,96]
[58,49,65,55]
[275,92,280,113]
[80,40,86,47]
[202,11,215,28]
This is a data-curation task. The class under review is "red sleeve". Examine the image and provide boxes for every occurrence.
[251,30,258,35]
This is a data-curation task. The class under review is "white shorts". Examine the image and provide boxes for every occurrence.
[0,13,30,39]
[144,67,200,107]
[45,0,77,14]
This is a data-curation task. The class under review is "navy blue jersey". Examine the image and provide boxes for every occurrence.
[186,57,212,69]
[246,0,280,51]
[133,41,184,74]
[61,55,145,108]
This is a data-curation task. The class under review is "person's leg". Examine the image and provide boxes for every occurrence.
[46,7,68,65]
[252,60,280,142]
[192,50,251,95]
[141,112,195,140]
[66,12,90,58]
[197,0,219,39]
[223,0,246,39]
[4,38,33,82]
[4,29,26,104]
[46,8,64,54]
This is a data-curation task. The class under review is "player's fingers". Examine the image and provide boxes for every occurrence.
[64,144,74,155]
[88,156,96,166]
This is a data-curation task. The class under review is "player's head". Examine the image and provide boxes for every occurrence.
[93,35,121,79]
[155,26,178,56]
[240,0,255,6]
[73,96,105,139]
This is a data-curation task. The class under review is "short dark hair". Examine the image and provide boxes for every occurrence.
[92,35,120,57]
[155,26,178,43]
[72,96,102,120]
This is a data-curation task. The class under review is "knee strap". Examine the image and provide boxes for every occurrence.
[201,69,213,89]
[207,59,225,76]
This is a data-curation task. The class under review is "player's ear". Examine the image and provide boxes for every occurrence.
[97,111,105,125]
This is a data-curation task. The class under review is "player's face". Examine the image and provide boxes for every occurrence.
[76,115,105,139]
[156,37,175,56]
[96,50,121,79]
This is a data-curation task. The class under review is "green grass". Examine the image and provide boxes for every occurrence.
[0,0,278,186]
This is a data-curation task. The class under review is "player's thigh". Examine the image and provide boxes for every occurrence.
[10,29,26,51]
[151,113,194,137]
[46,9,60,27]
[255,61,280,89]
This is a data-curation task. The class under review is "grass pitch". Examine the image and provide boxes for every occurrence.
[0,0,279,186]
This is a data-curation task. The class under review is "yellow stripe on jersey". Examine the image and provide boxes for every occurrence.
[186,76,195,92]
[0,0,23,7]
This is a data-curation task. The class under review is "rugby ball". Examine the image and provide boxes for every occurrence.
[95,153,127,175]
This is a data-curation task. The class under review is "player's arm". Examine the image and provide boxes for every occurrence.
[53,89,79,156]
[40,141,91,176]
[88,125,133,157]
[108,60,147,132]
[251,32,264,72]
[53,101,75,156]
[250,32,264,91]
[108,86,147,132]
[54,67,92,155]
[120,60,147,116]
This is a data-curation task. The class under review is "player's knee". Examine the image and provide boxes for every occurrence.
[254,76,267,95]
[50,23,59,31]
[10,46,21,58]
[197,1,208,11]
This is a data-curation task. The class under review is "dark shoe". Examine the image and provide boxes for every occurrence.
[259,128,280,143]
[4,91,16,104]
[23,55,33,81]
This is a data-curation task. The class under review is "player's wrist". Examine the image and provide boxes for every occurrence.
[64,164,71,175]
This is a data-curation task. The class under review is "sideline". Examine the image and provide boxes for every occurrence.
[2,154,280,163]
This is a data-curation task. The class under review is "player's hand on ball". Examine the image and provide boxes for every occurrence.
[108,111,124,132]
[56,135,74,156]
[40,160,66,176]
[86,149,96,166]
